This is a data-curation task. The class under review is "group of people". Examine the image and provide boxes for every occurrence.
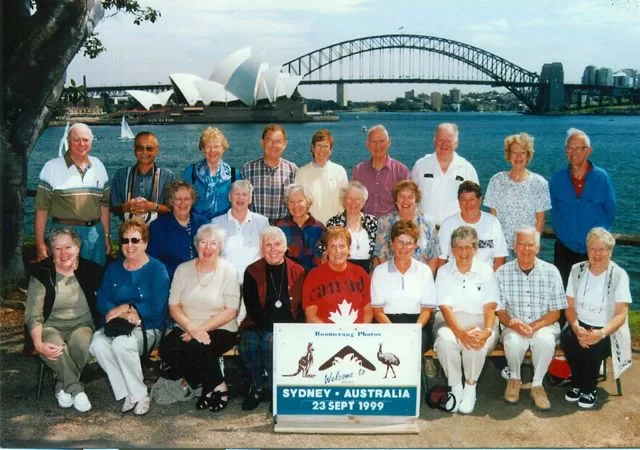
[26,120,631,418]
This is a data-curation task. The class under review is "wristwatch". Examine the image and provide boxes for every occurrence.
[154,202,160,212]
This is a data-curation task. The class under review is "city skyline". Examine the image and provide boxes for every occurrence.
[66,0,640,101]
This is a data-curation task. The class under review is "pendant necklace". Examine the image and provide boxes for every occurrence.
[195,261,215,287]
[347,218,362,251]
[268,263,285,308]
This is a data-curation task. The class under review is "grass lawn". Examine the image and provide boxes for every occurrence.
[629,311,640,345]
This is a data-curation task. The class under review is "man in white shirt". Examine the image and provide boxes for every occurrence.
[411,123,478,226]
[438,181,508,271]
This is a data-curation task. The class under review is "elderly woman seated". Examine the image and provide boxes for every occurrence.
[374,180,439,273]
[371,220,436,352]
[561,227,633,409]
[238,226,306,411]
[276,183,325,272]
[159,224,239,413]
[25,227,104,412]
[326,181,378,273]
[434,226,499,414]
[90,218,169,416]
[303,227,373,324]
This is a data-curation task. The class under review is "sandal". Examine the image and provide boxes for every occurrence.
[208,390,229,413]
[195,393,212,410]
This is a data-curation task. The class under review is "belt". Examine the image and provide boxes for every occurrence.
[52,217,100,227]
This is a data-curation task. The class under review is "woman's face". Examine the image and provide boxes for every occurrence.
[311,139,332,166]
[326,236,350,268]
[230,187,251,212]
[343,188,364,216]
[451,238,476,269]
[121,229,147,261]
[201,138,226,167]
[587,237,612,269]
[52,234,80,271]
[391,233,416,261]
[172,187,194,220]
[262,235,286,265]
[396,188,417,216]
[196,232,221,263]
[508,142,529,171]
[287,190,309,220]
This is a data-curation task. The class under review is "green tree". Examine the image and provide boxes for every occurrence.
[0,0,160,293]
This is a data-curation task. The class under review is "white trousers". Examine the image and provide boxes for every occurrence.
[501,323,560,386]
[89,327,157,403]
[434,312,498,386]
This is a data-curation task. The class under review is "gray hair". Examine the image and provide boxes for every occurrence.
[339,181,369,206]
[284,183,313,208]
[366,124,389,140]
[586,227,615,251]
[165,180,198,207]
[67,123,94,141]
[513,226,541,246]
[450,226,478,250]
[49,227,82,252]
[565,127,591,148]
[229,179,254,201]
[259,226,287,251]
[193,223,227,252]
[435,122,459,142]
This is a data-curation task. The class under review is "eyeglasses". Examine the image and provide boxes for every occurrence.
[203,144,224,152]
[394,240,415,248]
[135,145,156,152]
[120,237,142,245]
[264,139,285,146]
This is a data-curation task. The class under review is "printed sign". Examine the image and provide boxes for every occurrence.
[273,323,421,417]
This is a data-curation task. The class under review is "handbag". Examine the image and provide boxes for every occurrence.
[104,317,136,337]
[426,385,457,412]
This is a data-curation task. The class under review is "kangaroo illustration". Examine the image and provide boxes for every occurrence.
[283,342,315,377]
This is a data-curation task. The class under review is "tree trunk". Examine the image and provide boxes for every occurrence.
[0,0,104,293]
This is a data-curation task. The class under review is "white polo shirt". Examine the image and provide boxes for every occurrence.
[436,258,499,315]
[438,211,509,265]
[411,152,478,226]
[371,258,437,314]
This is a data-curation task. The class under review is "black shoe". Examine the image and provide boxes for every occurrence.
[565,387,581,403]
[578,390,597,409]
[242,386,261,411]
[260,388,272,403]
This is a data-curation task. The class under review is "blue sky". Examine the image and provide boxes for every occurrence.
[67,0,640,101]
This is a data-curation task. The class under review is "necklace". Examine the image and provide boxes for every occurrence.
[268,263,285,308]
[346,216,362,251]
[195,261,215,287]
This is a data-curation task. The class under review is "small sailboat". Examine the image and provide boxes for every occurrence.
[361,125,368,132]
[119,116,135,140]
[58,121,70,157]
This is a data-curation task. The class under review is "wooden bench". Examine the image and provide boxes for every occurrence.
[421,344,623,396]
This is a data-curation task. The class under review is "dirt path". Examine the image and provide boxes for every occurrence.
[1,303,639,448]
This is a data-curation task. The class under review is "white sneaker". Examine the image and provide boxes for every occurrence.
[55,390,73,408]
[122,395,136,414]
[73,392,92,412]
[458,384,477,414]
[448,384,463,413]
[133,395,151,416]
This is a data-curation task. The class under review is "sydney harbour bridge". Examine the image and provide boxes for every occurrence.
[88,34,639,113]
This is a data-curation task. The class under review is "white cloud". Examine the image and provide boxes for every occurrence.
[559,0,640,32]
[463,18,509,32]
[467,33,508,49]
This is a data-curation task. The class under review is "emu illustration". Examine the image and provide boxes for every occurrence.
[283,342,315,377]
[377,343,400,378]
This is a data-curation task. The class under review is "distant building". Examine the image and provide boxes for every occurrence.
[539,62,564,113]
[595,67,613,86]
[581,65,597,85]
[613,72,633,88]
[449,88,461,104]
[431,92,442,111]
[404,89,415,100]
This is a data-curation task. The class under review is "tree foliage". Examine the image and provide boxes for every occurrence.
[0,0,160,292]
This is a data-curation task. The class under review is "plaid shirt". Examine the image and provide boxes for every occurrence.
[242,157,298,221]
[276,215,325,272]
[496,258,567,323]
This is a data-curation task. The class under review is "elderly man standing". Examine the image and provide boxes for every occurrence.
[496,227,567,410]
[438,181,508,271]
[411,123,478,227]
[550,128,615,287]
[242,124,298,224]
[110,131,175,224]
[352,125,411,217]
[34,123,111,265]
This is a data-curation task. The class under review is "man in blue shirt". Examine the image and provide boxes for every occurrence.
[549,128,615,288]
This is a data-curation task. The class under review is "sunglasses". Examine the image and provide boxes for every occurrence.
[120,237,142,245]
[135,145,156,152]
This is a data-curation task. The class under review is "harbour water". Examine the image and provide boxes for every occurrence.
[26,112,639,302]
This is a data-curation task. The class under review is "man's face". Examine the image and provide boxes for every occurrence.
[260,129,287,162]
[434,126,458,161]
[67,127,93,161]
[459,191,482,217]
[134,135,159,165]
[366,128,390,160]
[514,231,540,268]
[565,134,592,167]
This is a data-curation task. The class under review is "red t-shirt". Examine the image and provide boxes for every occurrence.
[302,262,371,324]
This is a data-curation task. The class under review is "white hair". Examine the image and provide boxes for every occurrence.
[565,128,591,148]
[284,183,313,207]
[229,179,254,201]
[193,224,227,252]
[435,122,459,142]
[513,226,541,246]
[366,124,389,140]
[259,226,287,251]
[67,123,94,141]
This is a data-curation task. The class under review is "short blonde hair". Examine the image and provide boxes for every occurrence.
[199,127,229,150]
[504,132,534,163]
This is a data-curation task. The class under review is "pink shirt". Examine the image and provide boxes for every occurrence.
[351,157,411,217]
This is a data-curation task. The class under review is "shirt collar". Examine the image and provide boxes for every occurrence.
[227,208,252,225]
[64,152,91,169]
[451,257,481,275]
[388,257,417,274]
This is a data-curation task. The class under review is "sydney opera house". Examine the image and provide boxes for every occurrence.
[122,48,331,124]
